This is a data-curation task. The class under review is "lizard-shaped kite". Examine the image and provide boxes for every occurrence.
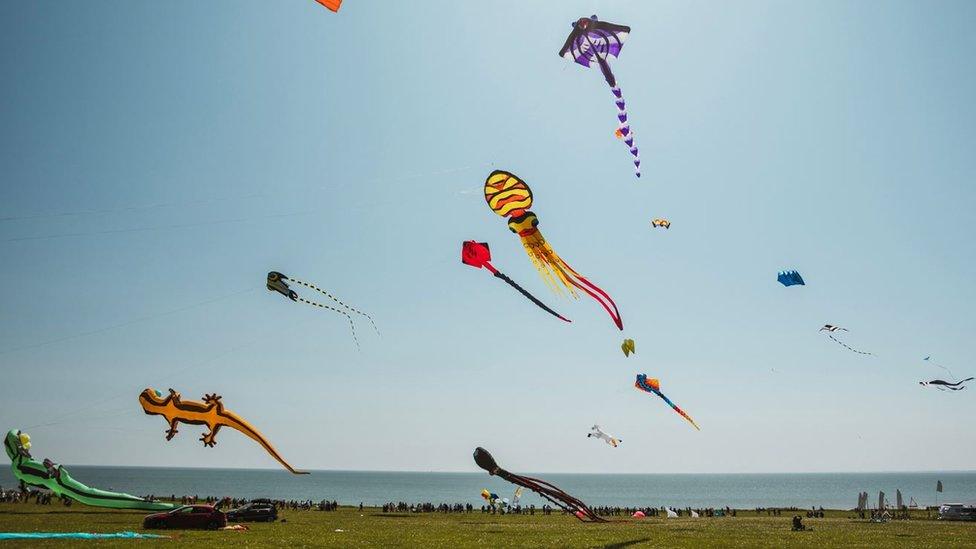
[139,388,309,475]
[4,429,177,510]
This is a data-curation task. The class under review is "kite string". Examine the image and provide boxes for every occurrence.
[21,337,265,431]
[288,277,379,336]
[925,358,957,381]
[0,286,259,356]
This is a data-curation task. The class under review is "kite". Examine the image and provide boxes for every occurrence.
[587,425,621,447]
[313,0,341,12]
[3,430,177,511]
[820,325,873,355]
[513,486,523,506]
[560,15,641,178]
[139,388,309,475]
[473,447,605,522]
[635,374,701,431]
[777,270,805,287]
[621,338,635,357]
[919,378,973,391]
[267,271,377,350]
[461,241,570,322]
[0,533,168,540]
[484,170,622,330]
[924,356,959,380]
[651,219,670,229]
[480,489,499,506]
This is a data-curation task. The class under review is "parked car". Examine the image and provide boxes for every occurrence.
[143,505,227,529]
[939,504,976,521]
[226,499,278,522]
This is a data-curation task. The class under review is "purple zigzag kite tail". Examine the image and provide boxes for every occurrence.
[558,16,641,179]
[611,85,640,178]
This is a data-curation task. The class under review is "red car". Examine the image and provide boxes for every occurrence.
[143,505,227,530]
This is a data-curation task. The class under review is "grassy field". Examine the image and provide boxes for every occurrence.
[0,504,974,548]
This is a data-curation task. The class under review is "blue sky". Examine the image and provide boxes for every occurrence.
[1,0,974,474]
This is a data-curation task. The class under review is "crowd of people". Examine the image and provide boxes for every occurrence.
[143,495,341,512]
[0,485,845,520]
[0,487,61,505]
[382,502,474,513]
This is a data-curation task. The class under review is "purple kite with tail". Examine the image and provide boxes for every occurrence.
[560,15,641,178]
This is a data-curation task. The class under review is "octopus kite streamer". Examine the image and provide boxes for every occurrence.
[139,388,309,475]
[461,241,570,322]
[484,170,622,330]
[560,15,640,178]
[635,374,701,431]
[473,447,605,522]
[267,271,377,350]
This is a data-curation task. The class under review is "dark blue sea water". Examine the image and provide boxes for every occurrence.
[2,467,974,510]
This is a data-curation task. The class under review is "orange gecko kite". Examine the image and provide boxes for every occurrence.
[139,388,308,475]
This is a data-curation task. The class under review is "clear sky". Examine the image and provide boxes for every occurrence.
[1,0,974,474]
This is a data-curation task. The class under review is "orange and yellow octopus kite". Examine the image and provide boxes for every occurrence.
[484,170,622,330]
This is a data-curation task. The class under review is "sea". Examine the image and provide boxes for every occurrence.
[2,467,974,510]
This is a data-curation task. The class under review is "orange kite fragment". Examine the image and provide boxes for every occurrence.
[314,0,342,12]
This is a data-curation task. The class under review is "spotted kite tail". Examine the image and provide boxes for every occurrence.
[611,86,640,178]
[289,276,379,337]
[827,334,873,356]
[296,296,360,351]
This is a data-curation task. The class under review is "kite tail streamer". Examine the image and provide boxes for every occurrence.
[611,86,640,178]
[560,260,623,331]
[510,213,622,330]
[473,448,606,523]
[504,472,605,522]
[288,277,380,336]
[827,334,872,356]
[296,295,360,351]
[656,390,701,431]
[492,272,572,323]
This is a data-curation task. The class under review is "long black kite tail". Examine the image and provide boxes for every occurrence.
[828,334,873,356]
[493,271,571,323]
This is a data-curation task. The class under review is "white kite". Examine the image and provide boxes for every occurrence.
[587,425,622,448]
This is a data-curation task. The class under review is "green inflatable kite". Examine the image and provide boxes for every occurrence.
[4,429,176,511]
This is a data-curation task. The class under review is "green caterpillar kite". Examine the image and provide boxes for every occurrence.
[4,429,176,511]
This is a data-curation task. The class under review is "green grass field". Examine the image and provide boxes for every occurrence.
[0,504,974,548]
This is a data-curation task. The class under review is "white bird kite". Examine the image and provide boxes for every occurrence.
[587,425,622,448]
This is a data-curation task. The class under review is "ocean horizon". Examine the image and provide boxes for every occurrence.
[3,467,973,510]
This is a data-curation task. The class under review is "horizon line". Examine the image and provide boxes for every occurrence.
[51,465,976,476]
